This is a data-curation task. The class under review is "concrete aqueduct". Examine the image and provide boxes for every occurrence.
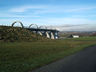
[12,21,59,39]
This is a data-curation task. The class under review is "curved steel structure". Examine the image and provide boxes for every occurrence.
[29,24,38,29]
[12,21,24,28]
[38,26,47,29]
[10,21,59,39]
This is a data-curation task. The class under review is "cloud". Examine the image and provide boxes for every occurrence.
[9,5,96,13]
[65,7,96,12]
[72,15,96,18]
[49,24,96,31]
[33,18,96,31]
[0,17,96,31]
[1,4,96,31]
[35,18,96,25]
[0,13,40,18]
[1,17,96,25]
[9,5,47,12]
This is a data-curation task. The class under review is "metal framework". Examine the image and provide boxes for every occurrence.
[38,26,47,29]
[29,24,38,29]
[12,21,24,28]
[11,21,59,39]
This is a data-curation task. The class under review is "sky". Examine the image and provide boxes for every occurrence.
[0,0,96,31]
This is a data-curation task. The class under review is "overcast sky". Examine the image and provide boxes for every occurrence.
[0,0,96,31]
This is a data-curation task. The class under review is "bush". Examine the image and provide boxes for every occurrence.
[0,26,46,42]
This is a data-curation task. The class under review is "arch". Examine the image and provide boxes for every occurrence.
[29,24,38,29]
[38,31,43,36]
[12,21,24,28]
[38,26,47,29]
[46,31,50,38]
[51,32,55,39]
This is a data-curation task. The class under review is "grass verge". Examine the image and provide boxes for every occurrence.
[0,37,96,72]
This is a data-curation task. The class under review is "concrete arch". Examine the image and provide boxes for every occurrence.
[51,32,55,39]
[38,26,47,36]
[29,24,38,29]
[12,21,24,28]
[38,31,43,36]
[46,31,50,38]
[38,31,50,38]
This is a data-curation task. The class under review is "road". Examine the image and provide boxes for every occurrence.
[32,46,96,72]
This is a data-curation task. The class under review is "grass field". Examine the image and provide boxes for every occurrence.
[0,37,96,72]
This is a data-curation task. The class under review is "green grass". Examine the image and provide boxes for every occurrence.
[0,37,96,72]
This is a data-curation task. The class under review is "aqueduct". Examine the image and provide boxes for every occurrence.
[11,21,59,39]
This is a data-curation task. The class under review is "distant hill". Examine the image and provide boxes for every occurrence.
[0,26,47,42]
[59,31,96,37]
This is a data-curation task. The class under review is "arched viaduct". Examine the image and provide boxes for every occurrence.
[11,21,59,39]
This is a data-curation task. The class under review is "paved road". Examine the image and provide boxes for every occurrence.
[32,46,96,72]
